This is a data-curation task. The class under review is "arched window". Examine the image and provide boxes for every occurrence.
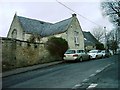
[12,29,17,39]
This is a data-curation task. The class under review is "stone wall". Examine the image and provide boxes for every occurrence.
[1,37,60,72]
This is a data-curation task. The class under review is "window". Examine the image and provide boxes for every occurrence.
[12,29,17,39]
[77,50,83,53]
[74,31,79,45]
[65,50,76,54]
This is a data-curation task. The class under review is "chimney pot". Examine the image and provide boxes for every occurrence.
[72,13,76,17]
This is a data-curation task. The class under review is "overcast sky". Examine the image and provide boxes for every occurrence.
[0,0,114,37]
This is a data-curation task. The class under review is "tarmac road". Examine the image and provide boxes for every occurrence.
[2,56,116,89]
[78,54,119,89]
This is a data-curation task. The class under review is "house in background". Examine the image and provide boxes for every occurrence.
[83,31,100,51]
[7,14,84,50]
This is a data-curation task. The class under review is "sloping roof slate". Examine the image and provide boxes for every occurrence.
[84,39,95,46]
[18,16,53,35]
[83,31,99,45]
[18,16,73,37]
[41,17,73,36]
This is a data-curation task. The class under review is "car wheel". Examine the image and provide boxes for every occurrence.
[101,55,103,59]
[80,57,83,62]
[89,55,91,60]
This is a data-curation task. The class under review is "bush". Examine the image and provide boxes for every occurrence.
[46,37,68,58]
[96,43,105,50]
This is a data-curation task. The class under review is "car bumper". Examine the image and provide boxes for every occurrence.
[90,55,96,59]
[63,57,77,61]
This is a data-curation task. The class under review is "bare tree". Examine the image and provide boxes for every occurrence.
[101,0,120,47]
[91,27,105,42]
[107,29,118,53]
[107,29,117,40]
[101,0,120,26]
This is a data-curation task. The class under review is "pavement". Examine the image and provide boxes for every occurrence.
[2,61,63,77]
[76,54,120,89]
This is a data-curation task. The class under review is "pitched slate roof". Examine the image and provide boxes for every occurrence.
[84,39,95,46]
[17,15,99,46]
[83,31,100,45]
[18,16,73,37]
[18,16,53,36]
[41,17,73,36]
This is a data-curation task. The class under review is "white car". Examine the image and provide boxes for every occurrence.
[88,50,103,59]
[63,49,90,61]
[101,50,111,58]
[101,50,107,57]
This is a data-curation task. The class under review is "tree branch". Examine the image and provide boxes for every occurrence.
[108,2,119,15]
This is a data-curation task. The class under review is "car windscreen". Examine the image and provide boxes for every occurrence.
[101,51,105,53]
[65,50,76,54]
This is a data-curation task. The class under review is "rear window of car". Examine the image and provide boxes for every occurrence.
[89,50,98,53]
[65,50,76,54]
[77,50,84,53]
[101,51,105,53]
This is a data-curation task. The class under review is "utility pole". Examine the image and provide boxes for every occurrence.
[118,25,120,49]
[104,27,107,50]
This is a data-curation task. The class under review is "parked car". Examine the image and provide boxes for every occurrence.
[109,50,113,55]
[88,50,103,59]
[101,50,111,58]
[63,49,90,61]
[115,49,120,55]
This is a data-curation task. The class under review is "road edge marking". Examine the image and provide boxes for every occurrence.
[72,84,82,89]
[86,83,98,89]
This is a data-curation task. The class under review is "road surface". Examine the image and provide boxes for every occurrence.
[2,55,117,88]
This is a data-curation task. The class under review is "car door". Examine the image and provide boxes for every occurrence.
[85,51,90,60]
[83,51,89,60]
[80,50,86,60]
[77,50,83,60]
[98,50,102,58]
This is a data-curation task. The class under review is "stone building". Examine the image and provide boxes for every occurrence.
[7,14,84,50]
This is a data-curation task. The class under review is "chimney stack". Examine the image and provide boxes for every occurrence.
[72,13,76,17]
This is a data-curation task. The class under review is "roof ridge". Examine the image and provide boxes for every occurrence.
[18,15,73,25]
[18,16,53,25]
[17,15,74,37]
[53,17,73,24]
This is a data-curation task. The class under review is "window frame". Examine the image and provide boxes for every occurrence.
[74,31,79,45]
[12,29,17,39]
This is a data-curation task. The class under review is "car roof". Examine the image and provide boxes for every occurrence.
[89,50,98,51]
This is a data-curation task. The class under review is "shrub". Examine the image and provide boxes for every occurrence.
[46,37,68,58]
[96,43,105,50]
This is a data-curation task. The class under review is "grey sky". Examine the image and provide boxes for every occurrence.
[0,0,113,37]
